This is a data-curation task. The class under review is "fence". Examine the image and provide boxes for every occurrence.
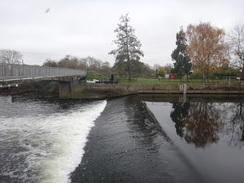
[0,63,87,80]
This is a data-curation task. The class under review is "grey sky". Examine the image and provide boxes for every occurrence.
[0,0,243,66]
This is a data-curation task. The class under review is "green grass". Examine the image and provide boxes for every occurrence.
[87,75,241,85]
[117,77,203,84]
[118,78,174,84]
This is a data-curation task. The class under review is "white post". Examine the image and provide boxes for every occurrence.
[2,63,5,80]
[183,84,187,103]
[183,84,187,94]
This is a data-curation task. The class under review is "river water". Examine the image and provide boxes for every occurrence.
[1,94,244,183]
[0,96,106,183]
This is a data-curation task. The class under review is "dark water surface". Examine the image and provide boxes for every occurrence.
[71,96,204,183]
[71,94,244,183]
[1,94,244,183]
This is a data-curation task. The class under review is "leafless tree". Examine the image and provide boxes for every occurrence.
[83,56,102,73]
[100,61,111,75]
[0,49,23,64]
[229,24,244,78]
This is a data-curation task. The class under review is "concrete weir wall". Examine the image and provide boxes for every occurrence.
[59,83,244,99]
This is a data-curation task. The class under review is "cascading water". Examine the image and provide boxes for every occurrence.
[0,96,106,183]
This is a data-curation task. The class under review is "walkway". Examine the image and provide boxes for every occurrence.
[0,63,86,82]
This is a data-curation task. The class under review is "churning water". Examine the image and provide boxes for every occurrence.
[0,96,106,183]
[1,94,244,183]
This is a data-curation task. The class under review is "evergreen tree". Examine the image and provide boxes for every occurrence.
[170,102,191,138]
[109,14,144,81]
[171,27,192,81]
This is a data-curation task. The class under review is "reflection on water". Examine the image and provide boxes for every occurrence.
[146,96,244,183]
[223,103,244,146]
[71,96,203,183]
[170,102,190,138]
[170,101,244,148]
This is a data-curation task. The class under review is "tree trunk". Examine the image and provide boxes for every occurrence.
[242,65,244,80]
[202,72,206,83]
[127,60,131,81]
[186,74,189,82]
[128,69,131,81]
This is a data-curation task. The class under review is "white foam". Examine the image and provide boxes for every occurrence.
[39,100,107,183]
[0,100,107,183]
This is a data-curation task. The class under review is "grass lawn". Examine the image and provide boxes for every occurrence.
[87,75,240,85]
[118,78,208,85]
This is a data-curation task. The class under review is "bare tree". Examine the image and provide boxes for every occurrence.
[42,59,58,67]
[229,24,244,78]
[78,59,87,70]
[80,56,102,73]
[100,61,111,75]
[0,49,23,64]
[78,56,111,75]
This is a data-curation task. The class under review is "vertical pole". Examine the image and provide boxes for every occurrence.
[183,84,187,94]
[2,63,5,80]
[1,63,2,80]
[183,84,187,103]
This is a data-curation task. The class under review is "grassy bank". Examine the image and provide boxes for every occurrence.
[86,74,241,85]
[117,77,241,85]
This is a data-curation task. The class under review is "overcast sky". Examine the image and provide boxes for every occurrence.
[0,0,243,67]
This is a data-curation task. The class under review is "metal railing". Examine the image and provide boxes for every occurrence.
[0,63,87,81]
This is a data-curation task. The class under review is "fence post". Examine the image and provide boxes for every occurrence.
[183,84,187,103]
[2,63,5,80]
[183,84,187,94]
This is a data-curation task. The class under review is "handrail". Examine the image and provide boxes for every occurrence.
[0,63,86,80]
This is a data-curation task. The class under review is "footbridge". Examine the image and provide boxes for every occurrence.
[0,63,86,88]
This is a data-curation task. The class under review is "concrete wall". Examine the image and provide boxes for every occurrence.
[59,83,244,100]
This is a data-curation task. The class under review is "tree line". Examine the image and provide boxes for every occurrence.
[1,14,243,82]
[42,55,156,79]
[108,14,244,81]
[171,23,244,81]
[43,56,112,77]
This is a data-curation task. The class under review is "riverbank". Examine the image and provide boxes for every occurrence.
[59,82,244,99]
[2,80,244,100]
[2,81,60,99]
